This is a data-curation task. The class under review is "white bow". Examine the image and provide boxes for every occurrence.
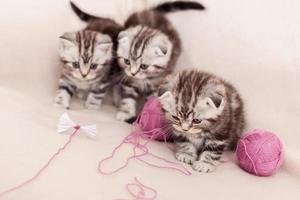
[57,113,97,137]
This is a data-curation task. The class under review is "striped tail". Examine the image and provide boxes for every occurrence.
[70,1,99,22]
[154,1,205,13]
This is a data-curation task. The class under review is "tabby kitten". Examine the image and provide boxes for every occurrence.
[116,1,205,122]
[55,3,122,109]
[159,70,245,172]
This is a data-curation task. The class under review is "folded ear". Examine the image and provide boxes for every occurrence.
[96,34,112,51]
[96,42,112,52]
[204,82,226,109]
[59,32,78,61]
[93,34,113,63]
[59,32,77,40]
[206,95,225,109]
[117,30,131,57]
[154,45,168,57]
[117,30,130,44]
[151,34,172,57]
[159,91,176,113]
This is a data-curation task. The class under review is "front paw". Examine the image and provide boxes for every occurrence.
[54,92,70,109]
[85,95,102,110]
[192,161,216,173]
[175,152,196,165]
[85,101,101,110]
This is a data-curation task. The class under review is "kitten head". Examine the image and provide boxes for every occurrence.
[59,30,113,81]
[159,71,227,138]
[117,26,172,79]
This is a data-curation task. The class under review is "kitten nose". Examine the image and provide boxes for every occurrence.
[130,67,139,76]
[181,122,190,131]
[81,73,87,78]
[80,69,88,78]
[130,72,137,76]
[80,66,89,78]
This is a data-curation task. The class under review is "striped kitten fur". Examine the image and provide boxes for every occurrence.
[116,1,205,122]
[55,3,122,109]
[159,70,245,172]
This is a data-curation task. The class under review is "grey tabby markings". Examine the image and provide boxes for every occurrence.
[55,3,122,109]
[116,1,205,122]
[159,70,245,172]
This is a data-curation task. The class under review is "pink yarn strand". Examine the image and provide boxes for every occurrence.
[0,127,80,198]
[241,140,258,175]
[97,138,148,175]
[133,131,191,175]
[136,154,192,176]
[114,178,157,200]
[98,129,192,176]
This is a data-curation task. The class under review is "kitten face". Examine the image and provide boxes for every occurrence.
[59,30,113,81]
[159,71,228,138]
[160,91,225,137]
[117,26,172,79]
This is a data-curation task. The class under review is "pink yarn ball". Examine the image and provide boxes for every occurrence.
[236,130,284,176]
[136,97,171,141]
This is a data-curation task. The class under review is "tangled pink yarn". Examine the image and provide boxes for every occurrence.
[98,97,191,176]
[135,97,172,141]
[98,98,192,199]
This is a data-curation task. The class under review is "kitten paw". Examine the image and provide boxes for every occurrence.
[116,111,135,122]
[54,92,70,109]
[192,161,216,173]
[85,101,101,110]
[175,152,196,165]
[85,95,102,110]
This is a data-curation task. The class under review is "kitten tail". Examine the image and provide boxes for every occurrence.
[154,1,205,13]
[70,1,99,22]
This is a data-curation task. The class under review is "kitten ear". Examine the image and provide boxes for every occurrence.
[205,82,226,109]
[118,30,130,44]
[59,32,78,61]
[118,26,140,43]
[59,32,77,41]
[95,42,112,56]
[159,91,175,113]
[154,45,168,57]
[96,35,112,52]
[118,30,126,40]
[94,34,113,63]
[151,34,171,57]
[117,31,131,57]
[206,96,224,109]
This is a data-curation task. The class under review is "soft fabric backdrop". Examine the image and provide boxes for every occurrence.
[0,0,299,199]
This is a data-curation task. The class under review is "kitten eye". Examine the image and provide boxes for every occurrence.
[90,63,98,70]
[192,119,202,124]
[124,58,130,65]
[72,62,80,69]
[140,64,149,70]
[172,115,180,121]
